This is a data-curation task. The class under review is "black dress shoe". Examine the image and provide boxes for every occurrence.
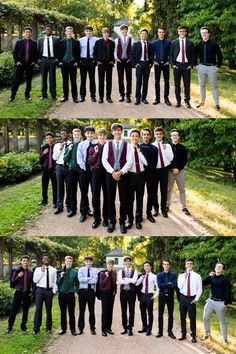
[54,209,63,215]
[106,329,114,335]
[38,200,47,205]
[73,99,79,103]
[135,100,140,105]
[9,96,15,102]
[166,206,169,212]
[77,329,83,335]
[91,97,97,102]
[121,329,127,335]
[6,328,12,334]
[126,96,131,103]
[120,224,127,234]
[51,96,57,101]
[153,100,160,105]
[119,96,125,102]
[126,221,133,229]
[60,97,68,102]
[67,211,76,217]
[40,96,47,100]
[52,204,57,209]
[147,215,155,223]
[185,102,191,109]
[191,337,197,343]
[92,220,100,228]
[87,210,94,217]
[156,333,163,338]
[153,209,159,217]
[178,335,186,341]
[136,222,142,229]
[98,98,103,103]
[32,330,39,335]
[102,331,107,336]
[127,329,133,336]
[21,326,29,332]
[25,96,31,101]
[90,329,96,335]
[168,331,176,339]
[161,210,168,218]
[175,102,181,107]
[138,329,147,333]
[103,220,109,227]
[106,97,113,103]
[107,223,115,233]
[142,99,149,104]
[146,331,151,336]
[80,97,85,102]
[215,105,220,111]
[71,330,77,336]
[182,208,190,216]
[80,214,86,222]
[165,99,172,106]
[47,329,52,333]
[59,329,66,335]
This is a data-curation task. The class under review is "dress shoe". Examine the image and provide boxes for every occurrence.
[80,97,85,102]
[156,333,163,338]
[25,96,31,101]
[98,98,103,103]
[146,331,151,336]
[103,220,109,227]
[87,210,94,217]
[126,222,133,229]
[106,97,113,103]
[90,329,96,335]
[147,215,155,223]
[47,329,52,333]
[32,330,39,335]
[6,328,12,334]
[178,335,186,341]
[21,326,29,332]
[60,97,68,102]
[67,211,76,217]
[54,209,63,215]
[107,223,115,233]
[142,99,149,104]
[165,99,172,106]
[166,206,169,212]
[182,208,190,216]
[168,331,176,339]
[223,339,229,345]
[38,200,47,205]
[135,100,140,105]
[73,99,79,103]
[102,331,107,336]
[121,329,127,335]
[77,329,83,335]
[51,96,57,101]
[92,220,100,228]
[153,209,159,217]
[71,330,77,336]
[136,222,142,230]
[52,204,57,209]
[185,102,191,109]
[120,224,127,234]
[119,96,125,102]
[106,329,114,335]
[153,100,160,105]
[138,329,147,333]
[59,329,66,335]
[91,97,96,102]
[191,337,197,343]
[161,210,168,218]
[202,335,209,340]
[126,96,131,103]
[80,214,86,222]
[9,96,15,102]
[216,105,220,111]
[127,329,133,336]
[40,96,47,100]
[175,102,181,108]
[196,102,204,108]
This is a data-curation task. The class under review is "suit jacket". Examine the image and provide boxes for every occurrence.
[58,38,80,64]
[131,41,153,67]
[38,36,59,60]
[93,38,115,63]
[13,39,38,64]
[170,38,195,67]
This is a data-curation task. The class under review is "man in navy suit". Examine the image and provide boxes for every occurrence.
[9,27,38,101]
[152,27,171,106]
[131,28,153,105]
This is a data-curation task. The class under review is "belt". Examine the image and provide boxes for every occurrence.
[210,297,224,302]
[180,293,196,298]
[42,56,55,59]
[38,287,53,290]
[200,63,215,66]
[129,171,145,175]
[142,292,153,296]
[80,288,94,291]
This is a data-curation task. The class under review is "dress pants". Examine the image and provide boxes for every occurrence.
[179,294,196,337]
[79,167,92,215]
[153,167,169,212]
[173,63,191,103]
[203,298,227,340]
[40,57,57,98]
[41,167,57,205]
[98,61,113,99]
[135,61,150,101]
[144,172,155,217]
[80,58,96,98]
[154,62,170,101]
[78,289,96,330]
[158,294,174,334]
[101,291,115,332]
[55,164,69,210]
[106,172,128,225]
[67,167,80,213]
[197,64,219,105]
[11,63,33,98]
[140,293,154,331]
[34,288,54,332]
[167,169,186,209]
[58,292,76,332]
[61,61,78,100]
[117,59,132,97]
[8,290,31,329]
[127,172,145,224]
[91,168,108,222]
[120,289,136,330]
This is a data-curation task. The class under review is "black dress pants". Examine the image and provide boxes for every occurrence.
[117,59,132,97]
[144,172,155,216]
[91,168,108,222]
[140,293,154,331]
[79,167,92,215]
[154,62,170,101]
[127,172,145,224]
[80,58,96,98]
[158,294,174,334]
[101,291,115,332]
[8,290,31,329]
[67,167,80,213]
[179,294,196,337]
[78,289,96,330]
[120,289,136,330]
[11,63,34,98]
[34,288,54,332]
[153,167,168,212]
[173,63,191,103]
[61,61,78,100]
[40,58,57,98]
[41,167,57,205]
[98,61,113,99]
[55,164,69,210]
[58,292,76,331]
[135,61,150,101]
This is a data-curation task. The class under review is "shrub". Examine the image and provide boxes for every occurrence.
[0,282,14,316]
[0,52,15,85]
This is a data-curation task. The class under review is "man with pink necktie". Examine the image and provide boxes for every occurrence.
[178,258,202,343]
[170,26,195,108]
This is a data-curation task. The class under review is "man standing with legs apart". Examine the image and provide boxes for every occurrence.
[203,262,231,345]
[118,256,138,336]
[178,258,202,343]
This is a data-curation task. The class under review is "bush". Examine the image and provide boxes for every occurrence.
[0,152,41,184]
[0,52,15,85]
[0,282,14,316]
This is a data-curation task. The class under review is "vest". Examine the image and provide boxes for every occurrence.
[117,37,132,60]
[120,268,136,292]
[107,140,127,170]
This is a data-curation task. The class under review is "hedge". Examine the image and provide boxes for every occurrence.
[0,282,14,316]
[0,52,15,85]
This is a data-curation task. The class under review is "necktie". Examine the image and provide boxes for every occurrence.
[25,40,30,63]
[87,37,90,58]
[87,268,91,289]
[144,41,147,61]
[86,141,93,163]
[181,39,185,64]
[23,269,28,293]
[47,37,51,58]
[203,42,207,64]
[160,40,163,61]
[106,40,109,58]
[109,271,113,292]
[46,267,49,289]
[134,147,141,174]
[187,273,191,296]
[115,141,120,168]
[124,268,130,290]
[145,273,149,294]
[158,143,164,168]
[48,145,52,169]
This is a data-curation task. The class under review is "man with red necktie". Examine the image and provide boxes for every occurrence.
[170,26,195,108]
[178,258,202,343]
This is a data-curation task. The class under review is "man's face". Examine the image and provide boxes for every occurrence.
[45,27,52,36]
[201,29,210,41]
[98,133,107,144]
[65,258,73,268]
[215,263,224,275]
[144,263,151,273]
[185,261,194,272]
[141,130,151,144]
[140,31,148,41]
[60,131,68,141]
[154,130,164,142]
[43,256,50,266]
[171,131,180,144]
[85,130,95,141]
[24,30,32,40]
[163,261,170,272]
[121,29,128,37]
[73,131,81,142]
[84,259,93,268]
[46,135,54,145]
[113,128,122,140]
[130,132,140,145]
[124,259,131,268]
[107,262,114,271]
[103,31,110,41]
[66,28,73,38]
[85,29,93,37]
[178,28,186,39]
[158,29,165,40]
[21,258,29,269]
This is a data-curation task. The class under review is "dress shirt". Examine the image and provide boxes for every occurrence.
[152,141,173,168]
[100,270,117,293]
[42,36,54,58]
[80,36,97,58]
[78,266,98,289]
[33,265,58,293]
[136,272,159,298]
[169,143,188,170]
[129,146,148,173]
[114,36,134,60]
[203,274,231,305]
[140,143,158,173]
[64,142,80,170]
[195,40,223,67]
[176,38,188,63]
[76,139,98,170]
[57,267,78,293]
[178,270,202,301]
[53,140,72,164]
[88,142,105,170]
[40,144,55,169]
[117,268,138,285]
[102,140,133,175]
[152,39,171,62]
[157,271,177,296]
[141,41,149,61]
[11,268,33,291]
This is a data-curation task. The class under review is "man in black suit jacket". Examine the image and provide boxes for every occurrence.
[93,27,115,103]
[38,25,59,100]
[170,26,194,108]
[58,26,80,103]
[131,28,153,105]
[9,27,38,101]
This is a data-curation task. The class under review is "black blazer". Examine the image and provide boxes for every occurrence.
[170,39,195,67]
[93,38,115,63]
[58,38,80,64]
[38,36,59,60]
[131,41,153,67]
[13,39,38,64]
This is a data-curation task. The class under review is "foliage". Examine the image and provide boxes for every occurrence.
[0,282,14,316]
[0,52,15,85]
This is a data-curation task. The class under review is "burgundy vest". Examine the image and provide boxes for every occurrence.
[107,140,127,170]
[120,268,136,292]
[117,37,132,60]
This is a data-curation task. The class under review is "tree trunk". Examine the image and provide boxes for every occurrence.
[233,166,236,182]
[0,249,3,280]
[36,120,43,152]
[31,17,38,41]
[6,21,13,51]
[228,59,236,70]
[18,18,23,40]
[11,120,18,153]
[24,121,30,152]
[4,121,10,153]
[8,243,13,275]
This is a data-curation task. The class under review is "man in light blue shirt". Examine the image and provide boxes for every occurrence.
[78,256,98,335]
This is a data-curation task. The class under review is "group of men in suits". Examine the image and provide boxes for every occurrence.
[10,24,222,109]
[39,123,190,233]
[7,255,231,345]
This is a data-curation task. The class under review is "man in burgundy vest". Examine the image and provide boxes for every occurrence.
[118,256,138,336]
[114,24,134,103]
[102,123,132,234]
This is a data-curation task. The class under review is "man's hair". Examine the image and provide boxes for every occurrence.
[85,25,93,31]
[178,26,187,31]
[141,128,151,135]
[185,258,194,263]
[107,259,115,265]
[45,25,52,30]
[24,26,32,32]
[154,127,164,133]
[143,260,152,267]
[84,126,95,133]
[102,27,110,34]
[66,26,73,31]
[42,253,50,259]
[162,259,171,264]
[120,24,128,31]
[111,123,123,132]
[61,128,69,134]
[170,128,180,135]
[45,131,55,137]
[130,128,141,137]
[84,256,93,261]
[72,128,81,134]
[21,255,30,261]
[158,27,165,32]
[216,261,225,269]
[140,28,148,34]
[201,26,211,33]
[97,128,107,135]
[65,256,73,261]
[123,256,132,262]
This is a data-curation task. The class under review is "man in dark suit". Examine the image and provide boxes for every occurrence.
[58,26,80,103]
[170,26,195,108]
[38,25,59,100]
[9,27,38,101]
[93,27,115,103]
[131,28,153,105]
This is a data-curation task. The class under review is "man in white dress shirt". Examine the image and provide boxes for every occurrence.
[136,261,159,336]
[152,127,173,218]
[126,129,148,230]
[118,256,138,336]
[33,254,57,334]
[178,258,202,343]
